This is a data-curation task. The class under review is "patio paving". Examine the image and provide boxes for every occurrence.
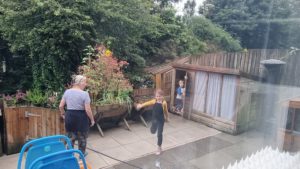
[0,113,220,169]
[108,129,276,169]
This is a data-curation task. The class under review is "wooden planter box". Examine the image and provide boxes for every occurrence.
[94,104,128,118]
[92,104,130,136]
[3,106,65,154]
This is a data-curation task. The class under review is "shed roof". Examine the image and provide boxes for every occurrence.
[260,59,286,65]
[289,98,300,108]
[145,57,190,74]
[172,63,240,75]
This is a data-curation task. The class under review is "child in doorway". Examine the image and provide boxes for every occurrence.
[175,80,185,115]
[136,89,169,155]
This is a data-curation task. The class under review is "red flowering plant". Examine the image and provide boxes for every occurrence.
[79,45,133,107]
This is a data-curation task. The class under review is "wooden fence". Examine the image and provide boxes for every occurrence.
[280,51,300,86]
[1,89,155,154]
[133,88,155,104]
[3,107,65,154]
[133,88,155,98]
[191,49,300,87]
[191,49,288,78]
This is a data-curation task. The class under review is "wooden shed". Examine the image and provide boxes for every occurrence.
[278,97,300,152]
[145,56,258,134]
[145,57,190,104]
[171,63,244,134]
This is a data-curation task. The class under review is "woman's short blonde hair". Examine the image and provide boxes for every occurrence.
[72,75,86,85]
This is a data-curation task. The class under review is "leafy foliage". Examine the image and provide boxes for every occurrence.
[25,89,48,107]
[200,0,300,49]
[0,0,242,93]
[79,45,133,105]
[3,90,27,106]
[89,0,202,68]
[188,16,242,52]
[3,88,63,108]
[155,0,181,9]
[183,0,196,17]
[0,0,96,91]
[127,72,154,89]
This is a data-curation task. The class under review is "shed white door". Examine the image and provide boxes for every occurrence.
[192,71,237,121]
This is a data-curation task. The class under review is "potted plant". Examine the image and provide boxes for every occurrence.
[79,45,133,118]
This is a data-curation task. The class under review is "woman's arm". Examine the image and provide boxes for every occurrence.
[59,99,66,119]
[85,103,95,127]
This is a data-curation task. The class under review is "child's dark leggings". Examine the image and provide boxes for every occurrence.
[152,102,165,146]
[151,119,165,146]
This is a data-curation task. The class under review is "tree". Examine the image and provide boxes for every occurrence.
[183,0,196,17]
[187,16,242,52]
[90,0,203,66]
[0,37,32,93]
[0,0,96,91]
[0,0,241,92]
[200,0,300,49]
[155,0,181,9]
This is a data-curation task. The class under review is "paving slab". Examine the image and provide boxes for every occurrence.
[0,113,219,169]
[111,130,276,169]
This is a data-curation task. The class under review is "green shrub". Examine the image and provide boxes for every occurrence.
[188,16,242,52]
[25,89,47,107]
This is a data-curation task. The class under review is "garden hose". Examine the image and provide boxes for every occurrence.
[75,143,143,169]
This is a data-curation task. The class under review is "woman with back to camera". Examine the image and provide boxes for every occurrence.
[59,75,95,155]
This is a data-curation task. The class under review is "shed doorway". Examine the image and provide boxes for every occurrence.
[171,70,189,116]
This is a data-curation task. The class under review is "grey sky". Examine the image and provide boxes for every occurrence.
[173,0,205,15]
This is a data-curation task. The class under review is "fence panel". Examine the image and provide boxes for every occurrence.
[133,88,155,98]
[191,49,288,78]
[3,107,64,154]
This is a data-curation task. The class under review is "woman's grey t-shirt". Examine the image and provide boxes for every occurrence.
[62,89,91,110]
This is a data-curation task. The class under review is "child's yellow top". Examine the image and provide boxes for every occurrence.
[141,99,169,120]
